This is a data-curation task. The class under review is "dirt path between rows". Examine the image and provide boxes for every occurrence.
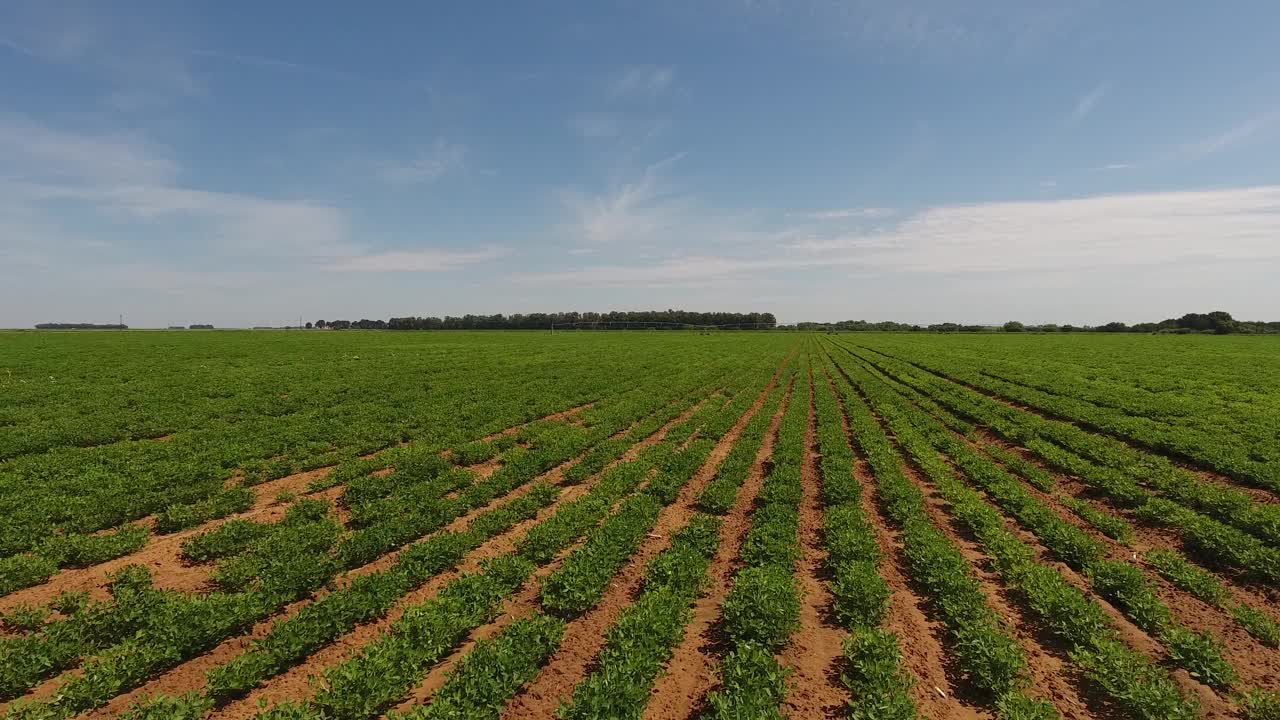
[0,404,595,615]
[779,362,847,718]
[818,364,983,720]
[641,373,795,720]
[500,357,793,720]
[208,400,706,720]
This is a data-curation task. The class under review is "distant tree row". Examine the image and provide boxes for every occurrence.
[312,311,777,331]
[797,311,1279,334]
[33,323,128,330]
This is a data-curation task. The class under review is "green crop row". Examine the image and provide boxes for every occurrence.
[836,343,1280,586]
[203,484,556,703]
[848,337,1280,493]
[822,352,1055,718]
[558,515,721,720]
[704,359,808,719]
[67,363,757,717]
[391,613,566,720]
[827,346,1207,720]
[843,350,1242,692]
[1,378,722,720]
[1145,549,1280,648]
[540,494,664,616]
[0,523,151,597]
[252,389,739,720]
[811,356,918,719]
[695,358,800,514]
[0,566,161,700]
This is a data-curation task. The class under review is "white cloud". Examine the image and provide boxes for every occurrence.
[0,115,177,185]
[1178,110,1280,160]
[607,65,674,101]
[1067,83,1107,124]
[558,152,688,245]
[327,247,509,272]
[1095,163,1135,171]
[790,207,895,220]
[375,139,467,183]
[523,185,1280,288]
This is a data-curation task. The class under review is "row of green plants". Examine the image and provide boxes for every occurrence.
[696,359,799,514]
[0,567,159,700]
[839,343,1280,587]
[844,354,1146,548]
[881,343,1280,493]
[703,362,808,719]
[3,331,791,564]
[1145,549,1280,648]
[252,406,714,719]
[117,372,738,718]
[834,350,1241,692]
[0,523,151,597]
[811,359,918,719]
[849,343,1280,547]
[383,356,787,719]
[0,371,738,719]
[557,515,722,720]
[820,352,1057,720]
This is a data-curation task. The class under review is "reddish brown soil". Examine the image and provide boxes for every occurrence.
[501,369,790,719]
[778,367,848,719]
[642,374,794,720]
[0,406,598,616]
[819,365,977,720]
[975,440,1280,692]
[214,397,708,719]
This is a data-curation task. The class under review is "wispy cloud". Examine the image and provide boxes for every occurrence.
[1178,110,1280,160]
[0,115,177,185]
[607,65,674,101]
[327,247,509,272]
[789,207,895,220]
[374,140,467,183]
[1095,162,1135,171]
[520,185,1280,287]
[558,152,688,245]
[1067,83,1107,124]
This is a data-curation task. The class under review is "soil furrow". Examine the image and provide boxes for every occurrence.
[779,363,847,719]
[641,375,794,720]
[500,368,789,719]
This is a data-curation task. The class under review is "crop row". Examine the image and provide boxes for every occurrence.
[0,368,739,719]
[820,351,1056,719]
[246,400,720,718]
[811,357,917,719]
[696,356,800,514]
[702,360,807,719]
[387,356,791,718]
[849,343,1280,547]
[833,348,1243,693]
[835,342,1280,586]
[557,515,722,720]
[871,342,1280,492]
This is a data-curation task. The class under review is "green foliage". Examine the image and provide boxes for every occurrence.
[841,630,917,720]
[703,643,789,720]
[1,603,49,633]
[116,692,213,720]
[395,614,564,720]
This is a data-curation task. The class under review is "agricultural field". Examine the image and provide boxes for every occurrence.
[1,329,1279,720]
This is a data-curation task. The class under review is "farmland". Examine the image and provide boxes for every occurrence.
[1,330,1279,720]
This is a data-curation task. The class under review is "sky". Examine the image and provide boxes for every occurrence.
[3,1,1280,327]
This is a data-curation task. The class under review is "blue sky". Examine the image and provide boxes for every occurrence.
[3,1,1279,327]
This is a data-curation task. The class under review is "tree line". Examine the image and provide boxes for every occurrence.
[798,311,1279,335]
[312,311,777,331]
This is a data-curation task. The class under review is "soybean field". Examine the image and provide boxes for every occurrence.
[1,330,1279,720]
